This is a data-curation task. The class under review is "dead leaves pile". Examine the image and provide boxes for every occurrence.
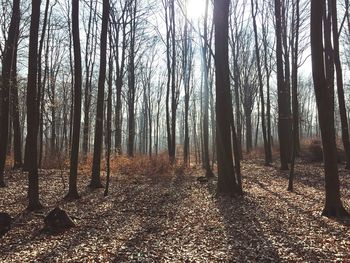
[0,159,349,262]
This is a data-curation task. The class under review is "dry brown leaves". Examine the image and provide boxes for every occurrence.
[0,158,349,262]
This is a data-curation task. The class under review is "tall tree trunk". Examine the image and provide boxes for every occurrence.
[90,0,109,188]
[202,0,214,177]
[251,0,270,165]
[36,0,50,169]
[331,0,350,169]
[11,50,22,169]
[275,0,289,170]
[26,0,42,210]
[310,0,349,218]
[165,1,172,160]
[66,0,82,199]
[170,0,177,163]
[82,0,97,158]
[262,8,272,162]
[289,0,300,192]
[104,39,113,197]
[127,0,137,157]
[214,0,240,195]
[0,0,21,186]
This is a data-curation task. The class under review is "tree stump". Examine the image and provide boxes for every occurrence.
[43,207,75,234]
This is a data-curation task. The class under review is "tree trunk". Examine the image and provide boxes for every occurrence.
[251,0,270,165]
[104,39,113,197]
[127,0,137,158]
[26,0,43,210]
[331,0,350,169]
[214,0,240,195]
[310,0,349,218]
[0,0,21,186]
[275,0,289,170]
[90,0,109,189]
[289,0,300,192]
[202,0,214,177]
[66,0,82,199]
[11,52,22,169]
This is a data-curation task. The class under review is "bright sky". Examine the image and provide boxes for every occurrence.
[187,0,207,20]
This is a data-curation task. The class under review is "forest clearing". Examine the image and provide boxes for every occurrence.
[1,154,349,262]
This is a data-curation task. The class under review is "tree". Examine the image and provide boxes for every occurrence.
[127,0,137,157]
[11,49,22,169]
[104,34,113,197]
[288,0,300,191]
[275,0,290,170]
[331,0,350,169]
[0,0,20,186]
[66,0,82,199]
[251,0,270,165]
[36,0,50,168]
[110,1,128,155]
[82,0,98,158]
[90,0,109,188]
[310,0,349,217]
[202,0,214,177]
[164,0,178,163]
[214,0,241,195]
[182,0,193,165]
[26,0,43,210]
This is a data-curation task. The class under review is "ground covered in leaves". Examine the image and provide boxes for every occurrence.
[1,159,350,262]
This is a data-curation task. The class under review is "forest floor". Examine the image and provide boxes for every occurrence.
[0,158,350,262]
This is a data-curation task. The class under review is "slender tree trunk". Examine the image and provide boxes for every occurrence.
[12,51,22,169]
[251,0,270,165]
[170,0,177,163]
[331,0,350,169]
[289,0,300,192]
[202,0,214,177]
[66,0,82,199]
[165,2,172,160]
[0,0,21,186]
[26,0,42,210]
[127,0,137,158]
[90,0,109,188]
[275,0,289,170]
[104,39,113,197]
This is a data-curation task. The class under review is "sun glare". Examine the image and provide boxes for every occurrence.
[187,0,206,20]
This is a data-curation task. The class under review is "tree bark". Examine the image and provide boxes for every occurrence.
[331,0,350,169]
[275,0,290,170]
[26,0,43,210]
[310,0,349,218]
[0,0,21,186]
[90,0,109,188]
[202,0,214,177]
[251,0,270,165]
[214,0,240,195]
[66,0,82,199]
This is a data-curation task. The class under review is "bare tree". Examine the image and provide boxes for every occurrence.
[66,0,82,199]
[275,0,290,170]
[90,0,109,189]
[251,0,270,165]
[214,0,241,195]
[0,0,20,186]
[26,0,43,210]
[310,0,349,218]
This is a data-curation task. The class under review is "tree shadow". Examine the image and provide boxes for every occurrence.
[109,173,190,261]
[216,195,282,262]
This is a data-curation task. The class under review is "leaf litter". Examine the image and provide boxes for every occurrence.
[0,159,349,262]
